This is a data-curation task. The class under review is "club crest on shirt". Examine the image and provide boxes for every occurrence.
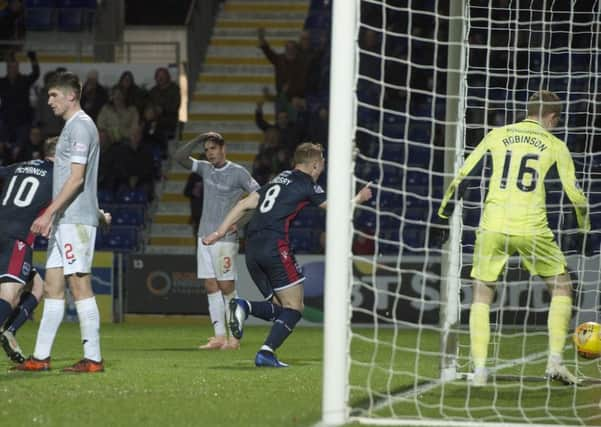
[22,262,31,276]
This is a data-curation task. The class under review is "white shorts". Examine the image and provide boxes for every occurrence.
[46,224,97,275]
[197,239,238,281]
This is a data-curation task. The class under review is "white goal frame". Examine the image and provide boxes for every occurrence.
[319,0,572,426]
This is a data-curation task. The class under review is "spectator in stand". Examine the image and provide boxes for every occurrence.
[184,172,203,238]
[255,100,302,155]
[98,128,127,193]
[0,50,39,161]
[0,142,9,166]
[35,70,64,138]
[258,28,306,99]
[121,126,155,199]
[307,105,329,149]
[352,229,375,255]
[115,71,147,115]
[80,69,109,123]
[298,29,328,96]
[0,1,25,59]
[140,103,168,159]
[148,67,180,138]
[252,127,281,185]
[16,126,44,161]
[97,87,139,144]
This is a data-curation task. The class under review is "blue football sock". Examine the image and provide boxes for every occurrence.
[264,308,302,351]
[0,298,13,327]
[7,292,39,335]
[248,300,283,322]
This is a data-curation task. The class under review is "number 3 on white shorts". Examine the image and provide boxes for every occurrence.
[259,184,281,213]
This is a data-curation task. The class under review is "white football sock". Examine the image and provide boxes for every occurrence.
[207,291,226,336]
[33,298,65,360]
[223,290,238,337]
[75,297,102,362]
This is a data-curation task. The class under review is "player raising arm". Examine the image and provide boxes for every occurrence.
[204,142,372,367]
[174,132,260,350]
[435,90,589,386]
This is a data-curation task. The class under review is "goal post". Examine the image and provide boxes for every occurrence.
[439,0,465,383]
[321,0,359,425]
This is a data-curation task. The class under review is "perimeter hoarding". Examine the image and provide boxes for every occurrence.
[32,251,114,323]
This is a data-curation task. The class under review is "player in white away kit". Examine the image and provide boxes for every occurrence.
[175,132,260,350]
[15,72,104,373]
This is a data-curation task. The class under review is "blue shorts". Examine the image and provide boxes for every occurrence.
[245,237,304,299]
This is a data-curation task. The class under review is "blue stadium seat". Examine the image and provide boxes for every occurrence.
[408,124,431,143]
[406,144,432,167]
[56,0,96,7]
[97,189,114,204]
[57,7,84,31]
[406,171,429,186]
[116,189,148,204]
[25,8,54,30]
[26,0,55,6]
[304,12,330,30]
[100,226,138,251]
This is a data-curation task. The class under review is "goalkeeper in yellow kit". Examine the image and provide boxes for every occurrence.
[437,90,590,386]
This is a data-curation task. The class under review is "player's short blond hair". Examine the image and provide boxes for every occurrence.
[44,137,58,157]
[527,90,562,118]
[293,142,324,165]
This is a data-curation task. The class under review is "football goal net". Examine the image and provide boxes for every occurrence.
[322,0,601,425]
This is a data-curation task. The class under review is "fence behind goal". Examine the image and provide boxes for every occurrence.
[322,0,601,426]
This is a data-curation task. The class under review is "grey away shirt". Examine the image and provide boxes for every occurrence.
[191,159,260,242]
[54,110,100,226]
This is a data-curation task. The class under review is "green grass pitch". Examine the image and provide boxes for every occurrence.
[0,322,599,426]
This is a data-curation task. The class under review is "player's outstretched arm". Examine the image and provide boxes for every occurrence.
[203,192,260,245]
[556,143,590,232]
[31,162,85,237]
[319,182,373,209]
[173,135,204,170]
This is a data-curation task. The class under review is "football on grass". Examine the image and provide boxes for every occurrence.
[573,321,601,359]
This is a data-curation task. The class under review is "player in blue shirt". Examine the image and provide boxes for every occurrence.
[204,142,372,367]
[0,138,55,363]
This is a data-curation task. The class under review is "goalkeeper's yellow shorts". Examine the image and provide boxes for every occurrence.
[471,229,567,282]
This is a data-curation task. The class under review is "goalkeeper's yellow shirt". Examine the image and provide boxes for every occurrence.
[439,119,590,235]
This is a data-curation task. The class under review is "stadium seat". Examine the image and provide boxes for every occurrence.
[56,0,96,7]
[97,190,114,204]
[116,189,148,204]
[304,12,330,30]
[25,8,54,30]
[56,0,96,31]
[57,7,84,31]
[25,0,55,6]
[100,226,138,251]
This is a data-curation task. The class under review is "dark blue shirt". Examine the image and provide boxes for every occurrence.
[0,159,53,244]
[247,169,326,241]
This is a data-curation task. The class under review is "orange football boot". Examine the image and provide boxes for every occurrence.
[62,358,104,373]
[12,356,51,371]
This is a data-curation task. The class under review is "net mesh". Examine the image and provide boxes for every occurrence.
[348,0,601,424]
